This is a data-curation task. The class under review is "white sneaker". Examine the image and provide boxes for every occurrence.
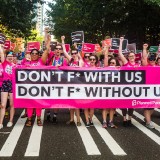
[0,124,3,129]
[7,122,13,127]
[146,122,154,129]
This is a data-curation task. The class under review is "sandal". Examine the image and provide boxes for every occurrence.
[26,118,32,127]
[37,118,43,126]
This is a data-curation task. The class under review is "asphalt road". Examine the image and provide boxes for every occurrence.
[0,108,160,160]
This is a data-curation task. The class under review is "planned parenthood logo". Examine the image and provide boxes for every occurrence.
[132,100,160,106]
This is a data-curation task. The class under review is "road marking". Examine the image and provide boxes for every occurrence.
[155,108,160,113]
[0,132,10,134]
[93,115,127,156]
[74,115,101,155]
[117,109,160,145]
[25,109,45,157]
[0,110,26,157]
[133,111,160,132]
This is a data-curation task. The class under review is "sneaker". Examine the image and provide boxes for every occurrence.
[86,122,90,128]
[102,122,107,128]
[89,118,94,126]
[123,120,128,127]
[0,124,3,129]
[108,121,116,128]
[146,122,154,129]
[47,114,51,121]
[7,122,13,127]
[66,120,75,125]
[37,118,43,126]
[77,122,81,126]
[53,117,58,124]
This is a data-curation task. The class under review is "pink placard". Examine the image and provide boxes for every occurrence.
[65,44,70,53]
[4,40,11,49]
[82,43,95,53]
[27,42,40,52]
[13,66,160,109]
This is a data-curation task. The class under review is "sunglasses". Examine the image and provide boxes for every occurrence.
[55,48,62,50]
[31,52,39,55]
[84,56,90,59]
[71,52,78,55]
[89,58,96,61]
[110,62,116,65]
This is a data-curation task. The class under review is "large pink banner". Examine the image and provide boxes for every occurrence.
[13,66,160,108]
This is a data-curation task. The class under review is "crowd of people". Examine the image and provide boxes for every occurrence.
[0,34,159,130]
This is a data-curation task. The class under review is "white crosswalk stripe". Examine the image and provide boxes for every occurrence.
[117,109,160,145]
[0,110,26,157]
[25,109,45,157]
[74,115,101,155]
[93,115,127,156]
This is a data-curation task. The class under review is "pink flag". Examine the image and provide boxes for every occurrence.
[27,42,40,52]
[82,43,95,53]
[4,40,11,50]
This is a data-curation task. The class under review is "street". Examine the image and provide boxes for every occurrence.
[0,108,160,160]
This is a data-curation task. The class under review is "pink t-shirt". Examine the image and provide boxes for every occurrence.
[21,58,44,67]
[0,64,3,87]
[123,61,140,67]
[2,60,15,81]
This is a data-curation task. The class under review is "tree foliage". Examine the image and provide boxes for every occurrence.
[47,0,160,48]
[0,0,44,39]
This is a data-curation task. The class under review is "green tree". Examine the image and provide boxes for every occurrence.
[46,0,160,48]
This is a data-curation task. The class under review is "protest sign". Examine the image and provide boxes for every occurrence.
[82,43,95,53]
[65,44,70,53]
[42,41,57,51]
[127,43,136,53]
[71,31,84,43]
[4,40,11,50]
[149,46,158,53]
[27,42,40,52]
[102,39,111,47]
[0,33,6,44]
[111,38,128,51]
[95,44,102,52]
[13,66,160,109]
[11,43,16,51]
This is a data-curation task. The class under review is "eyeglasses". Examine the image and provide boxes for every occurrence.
[84,56,90,59]
[31,52,39,55]
[71,52,78,55]
[55,48,62,50]
[89,58,96,61]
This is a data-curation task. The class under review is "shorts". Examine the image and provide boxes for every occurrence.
[1,80,12,93]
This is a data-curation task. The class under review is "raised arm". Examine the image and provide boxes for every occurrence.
[77,51,84,67]
[142,44,148,66]
[103,45,110,67]
[61,36,72,61]
[41,34,51,64]
[118,37,128,65]
[0,44,5,63]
